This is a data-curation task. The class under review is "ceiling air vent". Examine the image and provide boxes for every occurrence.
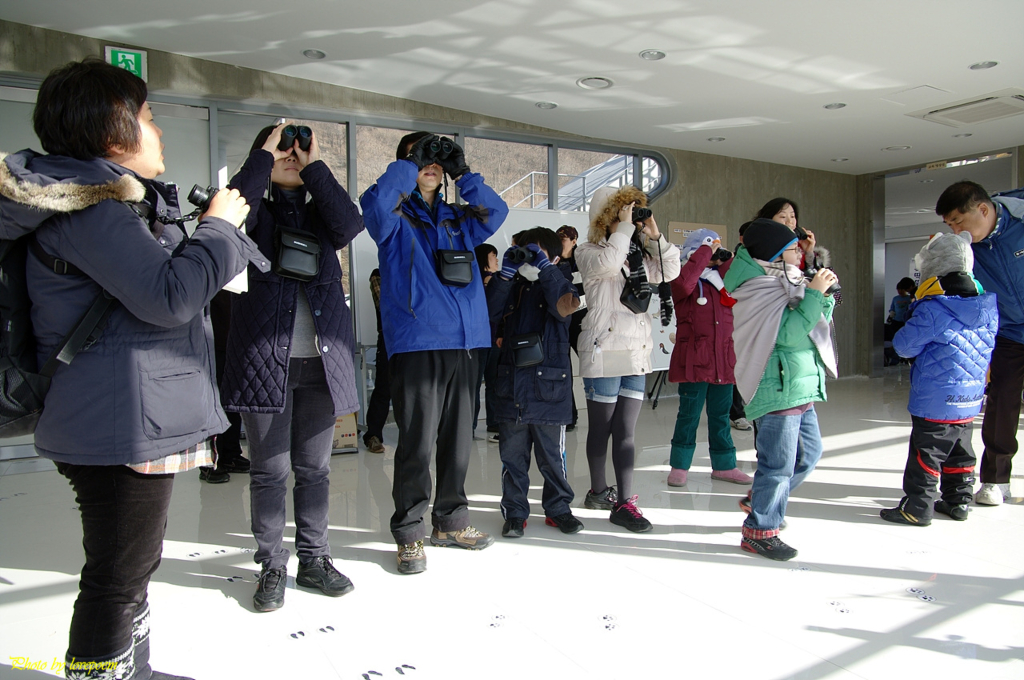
[908,88,1024,128]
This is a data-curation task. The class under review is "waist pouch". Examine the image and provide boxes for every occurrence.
[274,227,321,282]
[435,249,475,287]
[510,332,544,367]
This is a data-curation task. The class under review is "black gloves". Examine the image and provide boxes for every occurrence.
[437,139,471,179]
[405,134,436,170]
[405,135,471,178]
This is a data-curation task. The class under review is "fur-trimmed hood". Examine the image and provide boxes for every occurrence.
[587,185,648,244]
[0,149,146,239]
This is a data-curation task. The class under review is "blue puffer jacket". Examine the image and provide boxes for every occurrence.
[0,150,264,465]
[486,265,578,425]
[893,281,997,421]
[360,160,508,357]
[972,196,1024,344]
[221,150,364,416]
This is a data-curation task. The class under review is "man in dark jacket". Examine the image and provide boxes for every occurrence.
[360,132,509,574]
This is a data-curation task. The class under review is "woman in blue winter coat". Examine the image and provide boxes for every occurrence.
[221,123,364,612]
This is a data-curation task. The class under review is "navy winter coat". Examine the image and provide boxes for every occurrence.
[0,150,264,465]
[894,285,997,421]
[360,160,509,357]
[486,265,578,425]
[221,150,364,416]
[971,196,1024,344]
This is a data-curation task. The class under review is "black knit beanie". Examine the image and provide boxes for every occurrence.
[743,218,798,262]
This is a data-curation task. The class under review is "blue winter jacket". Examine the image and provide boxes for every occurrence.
[972,196,1024,344]
[893,282,997,421]
[486,265,578,425]
[360,160,508,357]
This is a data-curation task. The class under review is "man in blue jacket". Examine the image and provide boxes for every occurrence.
[937,180,1024,506]
[361,132,508,573]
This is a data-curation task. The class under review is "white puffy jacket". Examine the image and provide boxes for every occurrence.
[576,221,681,378]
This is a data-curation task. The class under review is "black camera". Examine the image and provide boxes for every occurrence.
[632,206,653,223]
[427,136,455,160]
[278,125,312,152]
[712,247,732,263]
[187,184,218,213]
[508,246,537,265]
[805,267,841,296]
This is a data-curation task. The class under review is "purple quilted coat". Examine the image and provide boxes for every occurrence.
[221,150,364,416]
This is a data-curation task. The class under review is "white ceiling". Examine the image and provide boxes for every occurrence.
[2,0,1022,175]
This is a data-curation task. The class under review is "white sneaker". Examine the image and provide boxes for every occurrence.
[975,483,1009,506]
[731,418,753,431]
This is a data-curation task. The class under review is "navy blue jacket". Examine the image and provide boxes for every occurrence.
[221,150,364,416]
[971,196,1024,344]
[0,150,264,464]
[360,160,508,357]
[486,266,577,425]
[894,281,997,421]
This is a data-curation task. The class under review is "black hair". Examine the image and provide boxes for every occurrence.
[755,197,799,223]
[511,231,527,246]
[896,277,916,293]
[935,180,993,217]
[516,227,562,261]
[396,131,433,161]
[34,58,148,160]
[474,243,497,275]
[250,125,279,155]
[738,220,753,238]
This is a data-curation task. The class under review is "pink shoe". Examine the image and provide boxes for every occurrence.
[667,468,688,487]
[711,468,753,485]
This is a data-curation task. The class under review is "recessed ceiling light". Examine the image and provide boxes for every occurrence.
[883,146,912,151]
[302,49,326,60]
[830,157,849,162]
[576,76,614,90]
[969,61,998,70]
[535,101,558,110]
[823,102,847,110]
[707,137,726,142]
[639,49,666,61]
[953,133,973,138]
[919,179,934,183]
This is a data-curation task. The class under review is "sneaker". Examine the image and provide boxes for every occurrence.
[488,432,500,443]
[545,513,584,534]
[502,518,526,538]
[199,466,230,484]
[609,495,653,533]
[934,500,969,521]
[430,526,495,550]
[364,435,385,454]
[253,566,286,612]
[584,486,617,510]
[667,468,688,487]
[741,535,797,561]
[296,556,354,597]
[397,541,426,575]
[711,467,753,485]
[217,456,250,473]
[879,500,931,526]
[731,418,753,431]
[975,482,1007,506]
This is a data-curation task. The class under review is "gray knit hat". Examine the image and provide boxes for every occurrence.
[915,232,974,282]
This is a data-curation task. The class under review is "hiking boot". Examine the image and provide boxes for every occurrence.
[584,485,617,510]
[397,541,426,575]
[431,526,494,550]
[545,513,584,534]
[502,518,526,538]
[364,436,385,454]
[217,456,250,473]
[741,535,798,561]
[199,466,230,484]
[296,556,354,597]
[667,468,688,487]
[609,495,652,533]
[934,500,969,521]
[880,499,931,526]
[253,566,286,612]
[711,467,753,485]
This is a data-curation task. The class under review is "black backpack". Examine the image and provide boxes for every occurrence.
[0,236,117,438]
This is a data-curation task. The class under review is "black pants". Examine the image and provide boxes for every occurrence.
[729,385,746,422]
[364,333,392,444]
[56,463,174,665]
[902,416,976,518]
[215,348,243,460]
[389,349,478,545]
[980,336,1024,484]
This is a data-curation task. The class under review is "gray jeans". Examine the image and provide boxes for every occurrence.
[243,357,337,570]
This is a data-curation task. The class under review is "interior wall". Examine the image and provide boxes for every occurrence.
[0,19,873,375]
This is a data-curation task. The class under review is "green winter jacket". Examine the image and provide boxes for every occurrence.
[724,248,836,421]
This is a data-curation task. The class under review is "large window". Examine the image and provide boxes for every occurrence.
[356,126,415,197]
[557,148,629,212]
[464,137,548,210]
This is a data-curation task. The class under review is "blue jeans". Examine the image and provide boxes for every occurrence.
[498,422,573,519]
[744,406,823,533]
[583,374,646,404]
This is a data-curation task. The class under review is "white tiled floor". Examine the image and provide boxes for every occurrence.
[2,372,1023,680]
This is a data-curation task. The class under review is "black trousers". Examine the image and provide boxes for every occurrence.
[729,385,746,422]
[364,332,392,443]
[902,416,976,518]
[980,336,1024,484]
[56,463,174,664]
[389,349,478,545]
[215,348,243,460]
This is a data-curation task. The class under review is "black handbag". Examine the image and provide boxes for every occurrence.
[510,332,544,367]
[434,249,475,287]
[620,270,652,314]
[274,227,321,282]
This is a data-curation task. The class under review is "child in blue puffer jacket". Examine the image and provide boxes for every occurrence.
[881,232,998,526]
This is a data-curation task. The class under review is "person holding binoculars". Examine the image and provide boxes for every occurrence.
[361,132,508,574]
[575,185,680,532]
[220,122,365,611]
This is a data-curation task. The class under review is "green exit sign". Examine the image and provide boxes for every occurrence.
[105,46,148,82]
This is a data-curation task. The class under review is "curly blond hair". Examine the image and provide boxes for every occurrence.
[587,185,648,244]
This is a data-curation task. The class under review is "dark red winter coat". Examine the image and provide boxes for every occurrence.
[668,245,736,385]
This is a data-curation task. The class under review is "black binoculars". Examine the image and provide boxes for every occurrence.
[632,206,653,223]
[187,184,218,212]
[713,247,733,263]
[509,246,537,265]
[805,267,841,296]
[794,225,809,240]
[427,136,455,159]
[278,125,312,152]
